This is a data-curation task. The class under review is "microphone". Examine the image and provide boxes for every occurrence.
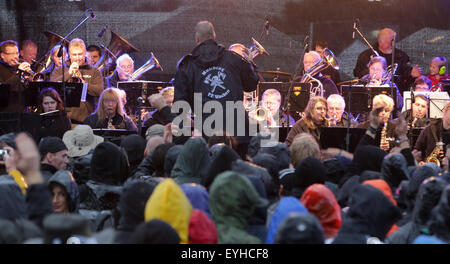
[89,8,95,19]
[265,16,270,36]
[303,35,310,52]
[98,25,107,38]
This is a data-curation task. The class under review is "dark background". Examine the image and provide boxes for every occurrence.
[1,0,449,82]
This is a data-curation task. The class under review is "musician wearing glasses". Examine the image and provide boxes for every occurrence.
[360,56,403,111]
[84,88,137,132]
[357,94,397,151]
[39,45,69,81]
[326,94,357,127]
[249,89,295,127]
[50,38,104,124]
[104,53,134,88]
[285,96,327,146]
[298,51,338,98]
[354,28,421,95]
[0,40,33,111]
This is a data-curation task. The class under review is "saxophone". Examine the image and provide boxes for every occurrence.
[107,113,114,129]
[380,122,389,151]
[424,142,445,167]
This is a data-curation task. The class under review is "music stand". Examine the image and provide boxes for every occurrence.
[0,84,11,107]
[320,127,366,153]
[92,128,136,146]
[0,112,41,142]
[341,85,395,114]
[257,82,311,113]
[28,82,86,107]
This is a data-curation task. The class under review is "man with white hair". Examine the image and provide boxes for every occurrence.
[104,53,135,88]
[298,51,338,98]
[353,28,422,95]
[326,94,356,127]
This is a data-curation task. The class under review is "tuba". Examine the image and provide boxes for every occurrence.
[229,38,269,112]
[94,29,139,77]
[300,48,339,97]
[127,52,163,81]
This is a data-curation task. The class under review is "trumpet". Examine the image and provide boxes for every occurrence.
[69,62,83,83]
[14,59,45,81]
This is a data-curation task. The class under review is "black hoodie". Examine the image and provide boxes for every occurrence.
[333,184,401,244]
[174,39,259,143]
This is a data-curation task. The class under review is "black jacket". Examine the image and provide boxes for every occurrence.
[40,163,58,183]
[84,112,137,132]
[174,39,259,142]
[0,60,26,112]
[414,119,448,160]
[39,111,72,139]
[104,70,120,88]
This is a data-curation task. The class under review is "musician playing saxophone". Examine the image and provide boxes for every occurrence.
[357,94,397,151]
[84,88,137,132]
[50,38,103,124]
[413,101,450,163]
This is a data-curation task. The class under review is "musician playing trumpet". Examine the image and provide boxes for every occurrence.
[104,53,135,88]
[326,94,357,127]
[50,38,104,124]
[0,40,34,111]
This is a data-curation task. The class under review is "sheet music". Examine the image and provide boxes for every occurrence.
[403,91,449,118]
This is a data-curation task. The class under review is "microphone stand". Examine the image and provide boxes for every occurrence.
[55,9,94,108]
[281,36,309,128]
[353,23,379,57]
[345,81,352,152]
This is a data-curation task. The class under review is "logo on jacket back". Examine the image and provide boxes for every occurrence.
[202,66,230,99]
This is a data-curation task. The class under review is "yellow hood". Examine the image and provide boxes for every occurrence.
[144,178,193,243]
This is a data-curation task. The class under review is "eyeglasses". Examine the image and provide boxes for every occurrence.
[119,65,133,70]
[3,51,19,55]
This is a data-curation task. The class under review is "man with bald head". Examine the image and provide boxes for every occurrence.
[173,20,259,157]
[354,28,421,95]
[298,51,338,98]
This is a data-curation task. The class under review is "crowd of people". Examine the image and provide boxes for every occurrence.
[0,20,449,244]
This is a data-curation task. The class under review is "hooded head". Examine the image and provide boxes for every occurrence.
[90,141,129,185]
[151,143,175,177]
[188,209,218,244]
[203,145,240,189]
[171,137,211,185]
[120,135,146,167]
[180,183,211,218]
[294,157,327,194]
[381,153,409,189]
[209,171,267,244]
[427,185,450,242]
[144,179,193,244]
[248,133,272,158]
[340,184,401,241]
[265,196,308,244]
[412,177,446,226]
[274,213,325,244]
[48,170,80,213]
[164,145,183,178]
[352,145,387,173]
[118,180,157,231]
[130,219,180,244]
[257,142,291,171]
[300,184,342,239]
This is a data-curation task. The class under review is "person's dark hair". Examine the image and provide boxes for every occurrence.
[151,143,175,177]
[414,75,432,89]
[37,87,65,113]
[20,40,37,50]
[313,40,328,50]
[86,45,101,54]
[207,130,238,151]
[0,40,18,53]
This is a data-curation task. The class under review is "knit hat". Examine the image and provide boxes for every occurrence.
[62,125,103,157]
[145,124,165,141]
[38,137,68,159]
